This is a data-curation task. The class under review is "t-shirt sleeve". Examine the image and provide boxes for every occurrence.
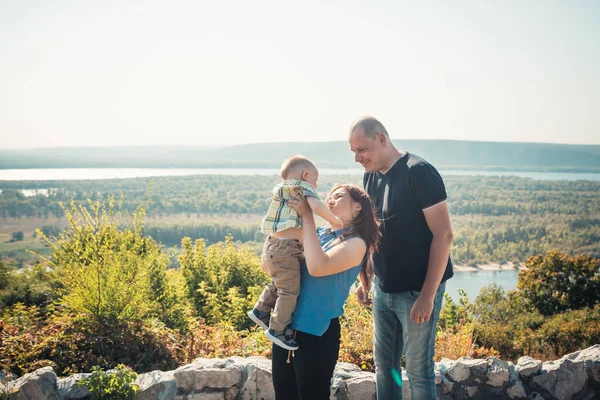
[409,163,447,210]
[301,184,320,199]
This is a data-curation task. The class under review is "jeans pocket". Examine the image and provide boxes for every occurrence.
[408,290,420,300]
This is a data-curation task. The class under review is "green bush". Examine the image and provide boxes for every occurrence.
[78,364,139,400]
[534,306,600,358]
[35,196,192,332]
[0,309,184,376]
[518,251,600,316]
[179,236,269,330]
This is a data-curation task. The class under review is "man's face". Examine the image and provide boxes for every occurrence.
[349,127,385,173]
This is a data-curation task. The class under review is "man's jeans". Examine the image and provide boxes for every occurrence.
[373,280,446,400]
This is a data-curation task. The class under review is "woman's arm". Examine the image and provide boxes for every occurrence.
[289,192,366,277]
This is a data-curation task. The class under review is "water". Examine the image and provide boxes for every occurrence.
[0,168,599,181]
[445,269,519,302]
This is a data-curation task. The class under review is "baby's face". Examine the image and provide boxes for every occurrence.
[303,168,319,189]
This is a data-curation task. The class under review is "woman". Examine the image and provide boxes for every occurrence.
[272,183,379,400]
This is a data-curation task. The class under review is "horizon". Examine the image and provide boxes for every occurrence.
[2,137,600,152]
[2,1,599,148]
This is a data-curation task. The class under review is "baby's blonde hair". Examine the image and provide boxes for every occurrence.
[280,155,317,179]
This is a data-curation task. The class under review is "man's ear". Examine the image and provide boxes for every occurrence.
[378,133,387,146]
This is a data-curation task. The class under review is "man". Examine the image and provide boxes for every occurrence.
[348,116,454,399]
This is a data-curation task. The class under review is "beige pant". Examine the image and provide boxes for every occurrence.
[255,235,303,332]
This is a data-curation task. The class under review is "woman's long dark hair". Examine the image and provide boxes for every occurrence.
[328,183,380,292]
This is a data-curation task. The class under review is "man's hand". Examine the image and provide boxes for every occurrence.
[355,283,372,306]
[410,295,434,324]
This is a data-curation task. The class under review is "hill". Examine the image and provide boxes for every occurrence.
[1,140,599,171]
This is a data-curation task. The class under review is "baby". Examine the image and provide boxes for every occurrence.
[247,155,342,350]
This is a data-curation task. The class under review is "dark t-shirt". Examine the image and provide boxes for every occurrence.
[364,152,453,293]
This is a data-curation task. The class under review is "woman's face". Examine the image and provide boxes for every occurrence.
[326,187,358,222]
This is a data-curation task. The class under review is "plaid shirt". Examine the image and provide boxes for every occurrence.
[261,179,320,234]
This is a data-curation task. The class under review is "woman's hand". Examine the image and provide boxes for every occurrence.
[288,189,312,217]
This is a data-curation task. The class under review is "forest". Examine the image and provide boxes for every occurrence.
[1,174,598,268]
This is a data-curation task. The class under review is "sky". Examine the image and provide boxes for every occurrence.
[1,0,599,148]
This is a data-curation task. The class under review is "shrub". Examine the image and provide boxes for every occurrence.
[78,364,139,400]
[35,196,192,332]
[179,236,269,330]
[0,309,184,376]
[183,318,270,361]
[518,251,600,316]
[339,293,374,371]
[534,305,600,359]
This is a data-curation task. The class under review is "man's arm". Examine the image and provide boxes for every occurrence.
[410,201,453,323]
[306,197,343,228]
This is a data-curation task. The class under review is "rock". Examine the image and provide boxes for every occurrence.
[465,385,479,398]
[529,392,546,400]
[446,357,487,384]
[8,366,61,400]
[434,367,443,385]
[439,376,455,395]
[0,371,18,385]
[570,345,600,385]
[401,370,411,399]
[224,386,238,400]
[135,370,176,400]
[331,363,375,400]
[531,358,588,400]
[56,373,91,400]
[486,357,510,388]
[239,356,274,400]
[516,356,542,379]
[506,362,527,399]
[507,382,527,399]
[345,376,376,400]
[174,393,224,400]
[445,360,470,383]
[174,358,241,393]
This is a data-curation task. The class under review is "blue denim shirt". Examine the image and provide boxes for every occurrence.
[291,226,366,336]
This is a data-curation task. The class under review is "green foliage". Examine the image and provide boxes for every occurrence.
[339,293,374,371]
[518,251,600,316]
[179,236,269,330]
[0,261,60,311]
[36,195,191,330]
[10,232,23,242]
[0,310,183,376]
[535,305,600,358]
[144,223,260,247]
[41,197,156,324]
[439,289,472,331]
[0,261,8,291]
[78,364,139,400]
[2,175,598,267]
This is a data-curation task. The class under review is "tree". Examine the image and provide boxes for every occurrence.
[11,231,24,241]
[39,196,181,327]
[518,250,600,316]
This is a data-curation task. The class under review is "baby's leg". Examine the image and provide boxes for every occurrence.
[265,238,303,331]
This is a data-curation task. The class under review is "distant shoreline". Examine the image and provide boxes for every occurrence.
[453,262,527,272]
[1,168,600,183]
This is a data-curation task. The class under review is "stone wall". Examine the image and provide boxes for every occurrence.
[1,345,598,400]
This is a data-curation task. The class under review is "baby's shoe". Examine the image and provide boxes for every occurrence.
[247,308,270,330]
[265,326,299,350]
